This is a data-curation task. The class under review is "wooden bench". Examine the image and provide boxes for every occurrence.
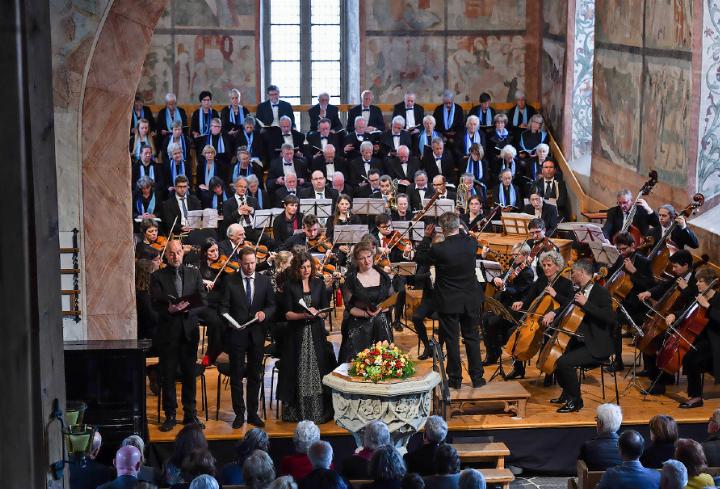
[568,461,720,489]
[449,380,530,418]
[454,441,511,469]
[480,468,515,489]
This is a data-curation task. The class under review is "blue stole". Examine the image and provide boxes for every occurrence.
[139,163,155,182]
[502,159,516,176]
[495,128,509,141]
[199,109,211,135]
[520,130,547,153]
[497,184,517,207]
[481,108,492,126]
[132,108,144,129]
[204,163,215,186]
[464,131,481,154]
[134,136,149,159]
[512,107,528,126]
[208,134,225,154]
[443,104,455,131]
[254,190,263,209]
[232,163,253,183]
[465,159,483,181]
[170,161,186,183]
[165,108,181,131]
[211,192,227,210]
[229,106,244,126]
[418,131,438,155]
[137,193,155,215]
[245,131,255,156]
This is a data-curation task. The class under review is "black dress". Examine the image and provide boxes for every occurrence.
[277,278,335,423]
[339,267,394,362]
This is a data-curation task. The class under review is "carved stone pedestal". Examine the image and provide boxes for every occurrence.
[322,361,440,452]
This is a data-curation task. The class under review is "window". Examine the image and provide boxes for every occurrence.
[265,0,344,128]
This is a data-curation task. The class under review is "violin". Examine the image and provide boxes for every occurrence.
[308,234,333,253]
[210,255,240,274]
[149,235,168,252]
[528,237,556,262]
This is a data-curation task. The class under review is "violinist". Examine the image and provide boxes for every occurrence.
[482,243,534,367]
[198,239,227,367]
[326,194,359,264]
[375,214,413,331]
[524,218,559,277]
[135,219,166,259]
[601,189,657,241]
[272,195,303,244]
[552,259,614,413]
[219,223,248,258]
[649,204,699,251]
[673,267,720,409]
[280,214,327,253]
[462,196,488,232]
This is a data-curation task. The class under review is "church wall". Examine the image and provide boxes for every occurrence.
[540,0,568,142]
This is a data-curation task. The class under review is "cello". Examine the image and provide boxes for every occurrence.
[656,278,719,375]
[649,193,704,278]
[616,170,658,248]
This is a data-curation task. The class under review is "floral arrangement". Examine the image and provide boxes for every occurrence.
[348,341,415,383]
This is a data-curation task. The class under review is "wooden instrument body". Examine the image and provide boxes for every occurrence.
[537,305,585,375]
[657,305,708,375]
[606,268,633,307]
[651,246,672,278]
[504,294,559,361]
[637,285,682,354]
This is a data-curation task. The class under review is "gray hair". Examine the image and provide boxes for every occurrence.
[596,403,623,433]
[227,223,244,238]
[499,168,513,179]
[660,459,688,489]
[165,93,177,103]
[168,143,183,155]
[461,172,475,182]
[245,115,256,126]
[512,242,532,256]
[392,115,406,127]
[279,115,292,124]
[500,145,517,159]
[424,415,448,443]
[539,250,564,269]
[536,143,549,154]
[234,175,249,186]
[466,115,480,128]
[616,189,633,200]
[307,440,333,469]
[363,421,391,450]
[332,172,345,183]
[136,176,155,191]
[267,476,298,489]
[529,114,544,126]
[354,115,367,125]
[414,170,428,180]
[368,445,406,481]
[243,450,275,489]
[317,92,330,99]
[439,213,460,235]
[293,420,320,453]
[493,113,508,125]
[431,137,444,147]
[573,259,595,277]
[360,141,374,153]
[189,474,220,489]
[659,204,677,218]
[514,90,526,100]
[423,115,436,126]
[459,468,486,489]
[121,435,145,463]
[442,89,455,100]
[246,174,260,186]
[281,143,295,152]
[229,88,241,99]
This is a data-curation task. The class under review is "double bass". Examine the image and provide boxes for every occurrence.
[656,278,719,375]
[616,170,658,248]
[649,193,704,278]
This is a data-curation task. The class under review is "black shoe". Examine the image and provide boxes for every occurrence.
[482,356,499,366]
[159,416,177,432]
[182,416,205,429]
[448,379,462,389]
[247,414,266,427]
[543,373,554,387]
[393,322,404,332]
[148,369,159,396]
[605,361,625,373]
[679,399,704,409]
[637,369,652,378]
[550,396,567,404]
[232,416,245,429]
[418,349,432,360]
[557,400,583,413]
[641,383,666,396]
[504,367,525,380]
[472,378,487,388]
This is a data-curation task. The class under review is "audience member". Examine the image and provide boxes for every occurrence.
[423,444,461,489]
[188,474,219,489]
[173,448,216,489]
[675,438,714,488]
[279,420,321,480]
[703,408,720,467]
[244,449,276,489]
[221,427,270,485]
[343,420,391,479]
[365,445,407,489]
[268,475,299,489]
[98,445,143,489]
[122,434,160,485]
[405,416,448,476]
[458,469,486,489]
[299,440,348,489]
[659,459,688,489]
[578,403,623,470]
[69,430,114,489]
[163,424,208,486]
[401,472,425,489]
[640,415,678,469]
[595,430,660,489]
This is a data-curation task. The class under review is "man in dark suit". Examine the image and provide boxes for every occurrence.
[404,416,448,476]
[272,173,300,208]
[468,92,496,130]
[161,175,201,236]
[255,84,295,128]
[219,247,276,429]
[432,89,464,145]
[415,213,485,388]
[392,92,424,134]
[330,171,353,199]
[578,402,623,470]
[130,95,155,134]
[349,141,384,187]
[346,89,385,132]
[151,239,208,431]
[97,446,143,489]
[69,431,114,489]
[354,169,383,199]
[299,170,339,207]
[308,92,343,132]
[263,116,305,160]
[430,175,457,203]
[523,192,559,232]
[649,203,700,251]
[190,90,219,139]
[156,92,188,139]
[304,118,341,161]
[222,176,259,238]
[507,90,538,134]
[385,145,420,192]
[379,116,413,159]
[310,144,349,181]
[342,117,377,161]
[553,259,615,413]
[595,431,660,489]
[422,137,455,182]
[602,189,658,241]
[408,170,431,212]
[267,144,309,194]
[529,160,571,220]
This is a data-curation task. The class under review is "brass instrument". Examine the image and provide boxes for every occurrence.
[456,181,472,213]
[386,178,400,212]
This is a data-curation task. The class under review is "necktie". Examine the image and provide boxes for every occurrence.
[545,181,553,198]
[174,268,183,297]
[316,192,323,199]
[180,197,188,218]
[272,103,278,107]
[245,276,252,304]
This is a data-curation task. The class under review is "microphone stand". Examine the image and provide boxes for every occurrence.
[613,299,645,395]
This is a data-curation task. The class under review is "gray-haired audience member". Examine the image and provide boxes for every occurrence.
[703,408,720,467]
[221,428,270,485]
[279,420,322,481]
[578,403,623,471]
[458,468,486,489]
[342,420,391,479]
[405,416,448,476]
[660,459,688,489]
[299,440,348,489]
[243,450,275,489]
[368,445,407,487]
[69,431,115,489]
[189,474,219,489]
[268,476,298,489]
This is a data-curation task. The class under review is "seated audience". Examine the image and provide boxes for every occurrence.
[641,415,678,469]
[578,403,623,471]
[189,474,219,489]
[221,428,270,485]
[69,431,114,489]
[299,440,348,489]
[458,469,486,489]
[279,420,322,481]
[659,459,687,489]
[703,408,720,467]
[405,416,448,476]
[675,438,714,489]
[423,444,461,489]
[269,476,299,489]
[596,430,660,489]
[163,424,208,487]
[172,449,216,489]
[244,449,276,489]
[365,445,407,489]
[401,473,425,489]
[342,420,391,479]
[98,445,143,489]
[122,434,160,485]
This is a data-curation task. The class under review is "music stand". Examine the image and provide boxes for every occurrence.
[568,222,608,245]
[476,260,503,283]
[500,212,535,237]
[393,221,425,241]
[421,198,455,217]
[484,296,520,382]
[392,262,417,276]
[589,242,620,266]
[352,198,386,218]
[333,225,368,244]
[300,198,333,219]
[253,209,280,229]
[186,210,204,230]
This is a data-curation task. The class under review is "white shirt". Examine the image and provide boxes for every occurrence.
[393,133,401,150]
[282,160,296,177]
[315,189,325,199]
[417,187,427,200]
[583,283,594,298]
[283,133,294,146]
[325,162,335,179]
[320,136,328,150]
[271,103,279,126]
[363,160,371,174]
[319,105,327,118]
[175,194,189,226]
[362,106,370,122]
[435,157,443,174]
[405,106,415,128]
[401,162,408,176]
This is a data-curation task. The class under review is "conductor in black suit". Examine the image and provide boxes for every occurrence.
[523,192,559,232]
[602,189,659,240]
[346,90,385,132]
[151,239,208,431]
[219,247,276,429]
[415,212,485,389]
[553,259,615,413]
[255,84,295,128]
[392,92,424,134]
[308,92,343,132]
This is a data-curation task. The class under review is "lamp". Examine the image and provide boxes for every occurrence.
[65,400,87,426]
[64,424,97,459]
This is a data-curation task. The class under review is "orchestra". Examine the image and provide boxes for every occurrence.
[133,90,718,431]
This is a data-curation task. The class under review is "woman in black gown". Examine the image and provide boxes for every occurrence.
[197,238,226,366]
[339,242,394,362]
[277,251,334,423]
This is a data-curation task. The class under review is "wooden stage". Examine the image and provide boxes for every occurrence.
[148,310,720,444]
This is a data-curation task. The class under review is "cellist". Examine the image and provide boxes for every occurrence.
[552,259,614,413]
[675,267,720,409]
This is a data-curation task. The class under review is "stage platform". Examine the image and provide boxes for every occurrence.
[146,310,720,473]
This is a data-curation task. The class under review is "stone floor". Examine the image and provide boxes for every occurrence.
[510,476,569,488]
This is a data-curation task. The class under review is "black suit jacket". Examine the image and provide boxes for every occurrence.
[392,102,425,129]
[703,434,720,468]
[347,105,385,131]
[422,151,455,181]
[298,186,339,207]
[608,251,655,292]
[468,105,496,127]
[161,194,201,235]
[235,129,267,164]
[602,205,658,241]
[190,108,219,136]
[132,161,166,197]
[272,187,299,209]
[308,103,343,131]
[69,457,114,489]
[404,443,440,477]
[130,105,155,133]
[453,130,488,159]
[255,99,295,127]
[378,130,413,158]
[310,155,349,180]
[576,284,615,359]
[522,203,559,232]
[220,105,251,135]
[156,106,188,136]
[432,103,465,135]
[649,224,700,251]
[267,157,309,193]
[408,185,432,211]
[97,474,142,489]
[219,272,276,346]
[349,156,384,187]
[222,194,259,235]
[272,211,302,244]
[415,233,482,314]
[385,156,421,184]
[342,131,378,160]
[304,131,341,160]
[529,178,571,219]
[578,432,622,471]
[248,189,270,210]
[264,127,306,157]
[150,265,207,346]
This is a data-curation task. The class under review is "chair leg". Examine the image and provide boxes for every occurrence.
[157,379,162,423]
[613,370,620,405]
[260,374,267,419]
[216,372,222,421]
[600,367,606,400]
[201,374,208,422]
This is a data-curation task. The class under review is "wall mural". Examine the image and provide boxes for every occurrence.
[571,0,594,160]
[697,0,720,198]
[541,38,565,136]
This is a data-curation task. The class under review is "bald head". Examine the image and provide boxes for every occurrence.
[114,445,142,477]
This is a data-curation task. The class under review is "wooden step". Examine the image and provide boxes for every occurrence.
[480,468,515,488]
[455,441,510,468]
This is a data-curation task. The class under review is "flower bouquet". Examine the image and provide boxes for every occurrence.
[348,341,415,383]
